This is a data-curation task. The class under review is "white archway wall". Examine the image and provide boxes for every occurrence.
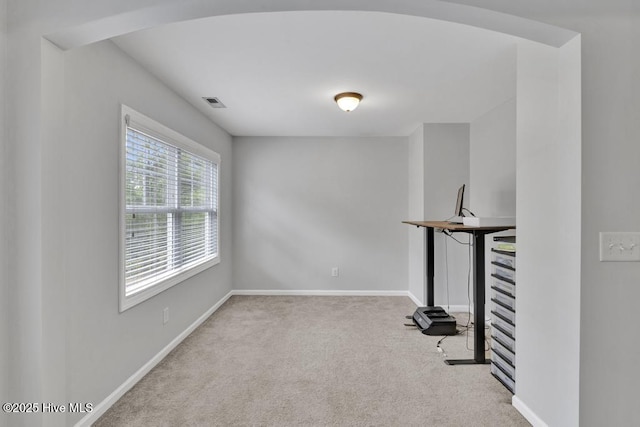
[44,0,577,50]
[514,36,581,427]
[4,1,584,427]
[6,28,47,427]
[0,0,8,419]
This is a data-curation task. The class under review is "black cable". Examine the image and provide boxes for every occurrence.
[443,230,471,246]
[462,207,477,217]
[437,336,448,347]
[436,329,465,357]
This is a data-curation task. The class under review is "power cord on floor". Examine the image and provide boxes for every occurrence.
[436,336,448,358]
[435,326,471,358]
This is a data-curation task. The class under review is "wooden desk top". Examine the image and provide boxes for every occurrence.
[402,220,515,233]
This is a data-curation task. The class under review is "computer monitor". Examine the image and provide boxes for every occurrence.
[454,184,465,217]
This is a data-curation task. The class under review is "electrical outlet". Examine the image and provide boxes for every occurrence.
[599,232,640,262]
[331,267,339,277]
[163,307,169,324]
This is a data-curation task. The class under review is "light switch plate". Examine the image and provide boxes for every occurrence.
[599,232,640,262]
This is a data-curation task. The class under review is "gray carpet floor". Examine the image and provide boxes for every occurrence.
[95,296,530,426]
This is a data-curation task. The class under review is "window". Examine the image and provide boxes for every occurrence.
[119,105,220,311]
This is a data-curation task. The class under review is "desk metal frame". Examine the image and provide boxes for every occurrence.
[404,221,515,365]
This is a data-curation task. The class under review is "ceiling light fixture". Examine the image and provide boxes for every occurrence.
[334,92,363,112]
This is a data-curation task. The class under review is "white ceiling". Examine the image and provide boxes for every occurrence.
[113,11,518,137]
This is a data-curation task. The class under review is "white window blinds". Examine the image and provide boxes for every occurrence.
[120,106,220,310]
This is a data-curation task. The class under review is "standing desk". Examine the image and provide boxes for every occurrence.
[403,220,516,365]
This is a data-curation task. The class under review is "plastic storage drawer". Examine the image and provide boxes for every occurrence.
[492,264,516,282]
[492,275,515,298]
[492,350,515,379]
[491,363,515,393]
[491,288,516,310]
[492,252,516,269]
[492,314,516,338]
[492,337,515,366]
[492,302,516,324]
[492,326,516,352]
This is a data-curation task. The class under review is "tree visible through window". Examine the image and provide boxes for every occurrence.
[120,106,220,311]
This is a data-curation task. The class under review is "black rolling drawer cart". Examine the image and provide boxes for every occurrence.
[490,237,516,393]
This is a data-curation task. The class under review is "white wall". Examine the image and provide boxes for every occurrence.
[407,125,425,303]
[574,14,640,427]
[52,40,232,425]
[514,37,581,427]
[40,39,67,426]
[469,98,516,217]
[423,124,471,307]
[6,15,45,427]
[0,0,8,422]
[232,136,408,293]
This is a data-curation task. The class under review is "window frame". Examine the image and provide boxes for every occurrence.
[119,105,220,312]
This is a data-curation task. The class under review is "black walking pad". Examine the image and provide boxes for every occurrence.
[411,306,457,336]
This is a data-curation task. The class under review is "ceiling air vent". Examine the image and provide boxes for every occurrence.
[203,97,227,108]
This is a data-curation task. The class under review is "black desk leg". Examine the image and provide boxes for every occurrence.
[426,227,435,307]
[445,231,490,366]
[472,231,487,363]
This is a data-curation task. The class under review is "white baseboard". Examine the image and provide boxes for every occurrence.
[75,290,234,427]
[512,395,548,427]
[232,289,409,297]
[407,291,423,306]
[406,292,471,315]
[444,305,473,314]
